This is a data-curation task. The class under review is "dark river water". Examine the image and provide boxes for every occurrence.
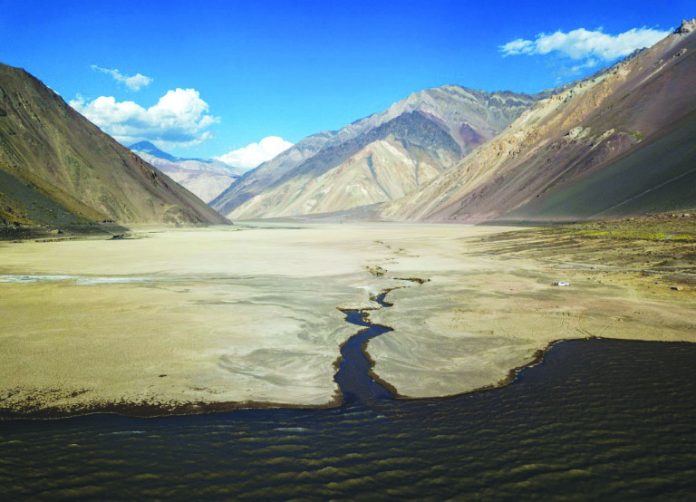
[2,292,696,499]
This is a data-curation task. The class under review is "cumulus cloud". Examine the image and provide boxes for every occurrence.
[500,26,671,69]
[91,65,153,91]
[70,88,218,148]
[215,136,293,170]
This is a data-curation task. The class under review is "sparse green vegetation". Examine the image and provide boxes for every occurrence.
[480,211,696,287]
[630,130,644,141]
[570,229,695,242]
[564,212,696,242]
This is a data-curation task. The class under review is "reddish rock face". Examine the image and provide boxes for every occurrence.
[458,123,485,148]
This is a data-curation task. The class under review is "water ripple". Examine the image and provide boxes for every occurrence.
[2,339,696,499]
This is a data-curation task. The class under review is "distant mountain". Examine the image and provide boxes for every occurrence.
[210,134,333,216]
[0,63,226,231]
[382,20,696,222]
[129,142,242,203]
[129,141,178,162]
[211,86,536,219]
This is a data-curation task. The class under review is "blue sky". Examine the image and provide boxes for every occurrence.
[0,0,691,165]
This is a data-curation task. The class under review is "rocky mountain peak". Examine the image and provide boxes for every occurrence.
[676,18,696,34]
[130,141,178,162]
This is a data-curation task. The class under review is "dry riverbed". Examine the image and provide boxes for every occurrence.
[0,219,694,415]
[369,216,696,397]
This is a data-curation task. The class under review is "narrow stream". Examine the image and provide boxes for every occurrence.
[335,290,395,405]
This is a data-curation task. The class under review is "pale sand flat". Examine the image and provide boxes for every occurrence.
[0,223,693,414]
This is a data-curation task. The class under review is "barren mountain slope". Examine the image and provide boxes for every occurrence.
[130,143,241,203]
[382,21,696,222]
[213,86,535,219]
[137,154,240,204]
[0,64,226,229]
[210,133,336,216]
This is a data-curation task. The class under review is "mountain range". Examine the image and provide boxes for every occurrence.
[211,19,696,223]
[0,64,226,232]
[1,18,694,233]
[380,19,696,222]
[129,141,242,203]
[211,86,536,219]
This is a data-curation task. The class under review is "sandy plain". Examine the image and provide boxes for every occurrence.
[368,221,696,397]
[0,221,694,415]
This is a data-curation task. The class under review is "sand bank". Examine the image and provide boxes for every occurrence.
[0,222,693,414]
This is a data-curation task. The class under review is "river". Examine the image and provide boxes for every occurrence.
[2,288,696,499]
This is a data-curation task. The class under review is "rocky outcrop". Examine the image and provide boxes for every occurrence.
[676,19,696,34]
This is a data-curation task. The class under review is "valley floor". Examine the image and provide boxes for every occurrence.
[0,219,694,416]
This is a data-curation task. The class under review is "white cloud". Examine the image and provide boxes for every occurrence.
[215,136,293,170]
[500,38,535,56]
[500,26,671,64]
[570,58,600,74]
[91,65,153,91]
[70,88,218,148]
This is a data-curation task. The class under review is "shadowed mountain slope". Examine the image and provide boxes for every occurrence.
[381,21,696,222]
[0,64,227,230]
[507,110,696,221]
